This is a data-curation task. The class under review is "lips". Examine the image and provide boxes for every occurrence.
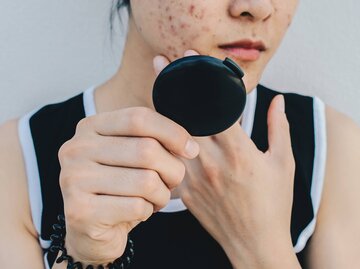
[218,39,266,61]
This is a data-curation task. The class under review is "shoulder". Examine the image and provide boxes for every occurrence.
[0,119,37,237]
[0,90,88,239]
[323,105,360,203]
[321,105,360,219]
[305,106,360,267]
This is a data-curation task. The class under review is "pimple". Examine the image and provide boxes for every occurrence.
[201,26,210,32]
[196,8,205,19]
[170,24,177,35]
[180,23,189,29]
[189,4,195,16]
[190,33,200,40]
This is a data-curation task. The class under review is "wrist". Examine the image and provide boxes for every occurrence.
[222,235,301,269]
[49,214,134,269]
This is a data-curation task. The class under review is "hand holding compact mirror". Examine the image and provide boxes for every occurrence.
[152,55,247,136]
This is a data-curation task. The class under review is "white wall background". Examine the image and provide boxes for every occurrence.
[0,0,359,125]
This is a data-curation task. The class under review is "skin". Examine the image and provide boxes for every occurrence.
[1,0,360,268]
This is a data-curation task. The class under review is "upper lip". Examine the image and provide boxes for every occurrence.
[218,39,266,51]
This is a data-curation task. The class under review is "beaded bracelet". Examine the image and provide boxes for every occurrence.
[49,214,134,269]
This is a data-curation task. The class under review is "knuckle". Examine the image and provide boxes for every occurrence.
[59,166,93,194]
[136,138,158,165]
[131,198,153,221]
[171,162,186,187]
[142,203,154,221]
[131,198,148,220]
[159,189,171,209]
[125,107,150,133]
[64,195,89,225]
[59,169,73,191]
[76,116,94,133]
[172,128,188,147]
[58,140,71,164]
[141,170,160,195]
[58,137,90,163]
[203,161,220,180]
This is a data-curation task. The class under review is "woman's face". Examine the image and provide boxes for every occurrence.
[130,0,299,91]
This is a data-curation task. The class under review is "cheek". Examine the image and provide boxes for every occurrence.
[272,3,297,36]
[153,3,211,58]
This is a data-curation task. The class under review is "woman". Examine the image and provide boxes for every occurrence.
[0,0,359,268]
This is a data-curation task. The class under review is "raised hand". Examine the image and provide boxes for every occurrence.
[153,50,298,268]
[58,102,199,265]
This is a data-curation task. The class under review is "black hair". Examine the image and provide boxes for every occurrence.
[110,0,130,35]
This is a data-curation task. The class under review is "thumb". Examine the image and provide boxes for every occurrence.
[267,95,293,159]
[153,55,170,76]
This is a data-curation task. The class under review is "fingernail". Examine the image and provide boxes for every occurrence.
[277,95,285,113]
[184,50,199,57]
[185,139,199,158]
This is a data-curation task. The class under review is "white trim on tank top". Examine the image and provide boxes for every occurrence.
[293,96,327,253]
[83,85,258,213]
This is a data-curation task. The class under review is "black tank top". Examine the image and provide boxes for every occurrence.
[18,84,327,268]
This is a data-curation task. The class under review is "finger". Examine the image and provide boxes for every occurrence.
[153,55,170,76]
[267,95,293,159]
[184,49,200,57]
[211,120,256,152]
[88,135,186,189]
[84,165,171,210]
[89,107,199,159]
[92,195,154,225]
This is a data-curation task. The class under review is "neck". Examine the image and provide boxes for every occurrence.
[94,17,159,113]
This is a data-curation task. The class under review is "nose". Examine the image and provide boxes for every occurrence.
[228,0,274,22]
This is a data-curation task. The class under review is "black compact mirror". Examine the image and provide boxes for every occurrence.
[152,55,247,136]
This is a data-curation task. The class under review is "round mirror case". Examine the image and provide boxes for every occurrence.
[152,55,247,136]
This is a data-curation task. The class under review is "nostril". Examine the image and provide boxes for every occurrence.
[240,11,254,18]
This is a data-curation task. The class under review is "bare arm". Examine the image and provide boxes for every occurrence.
[306,106,360,268]
[0,120,45,268]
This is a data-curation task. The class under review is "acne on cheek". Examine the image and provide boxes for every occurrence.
[158,3,210,58]
[188,4,205,19]
[166,45,179,58]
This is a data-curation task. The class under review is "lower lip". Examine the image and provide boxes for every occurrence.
[220,47,261,61]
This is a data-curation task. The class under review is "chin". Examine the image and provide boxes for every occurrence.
[243,74,261,93]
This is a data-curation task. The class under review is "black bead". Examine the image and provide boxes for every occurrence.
[57,214,65,223]
[52,223,64,232]
[50,214,134,269]
[50,233,61,242]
